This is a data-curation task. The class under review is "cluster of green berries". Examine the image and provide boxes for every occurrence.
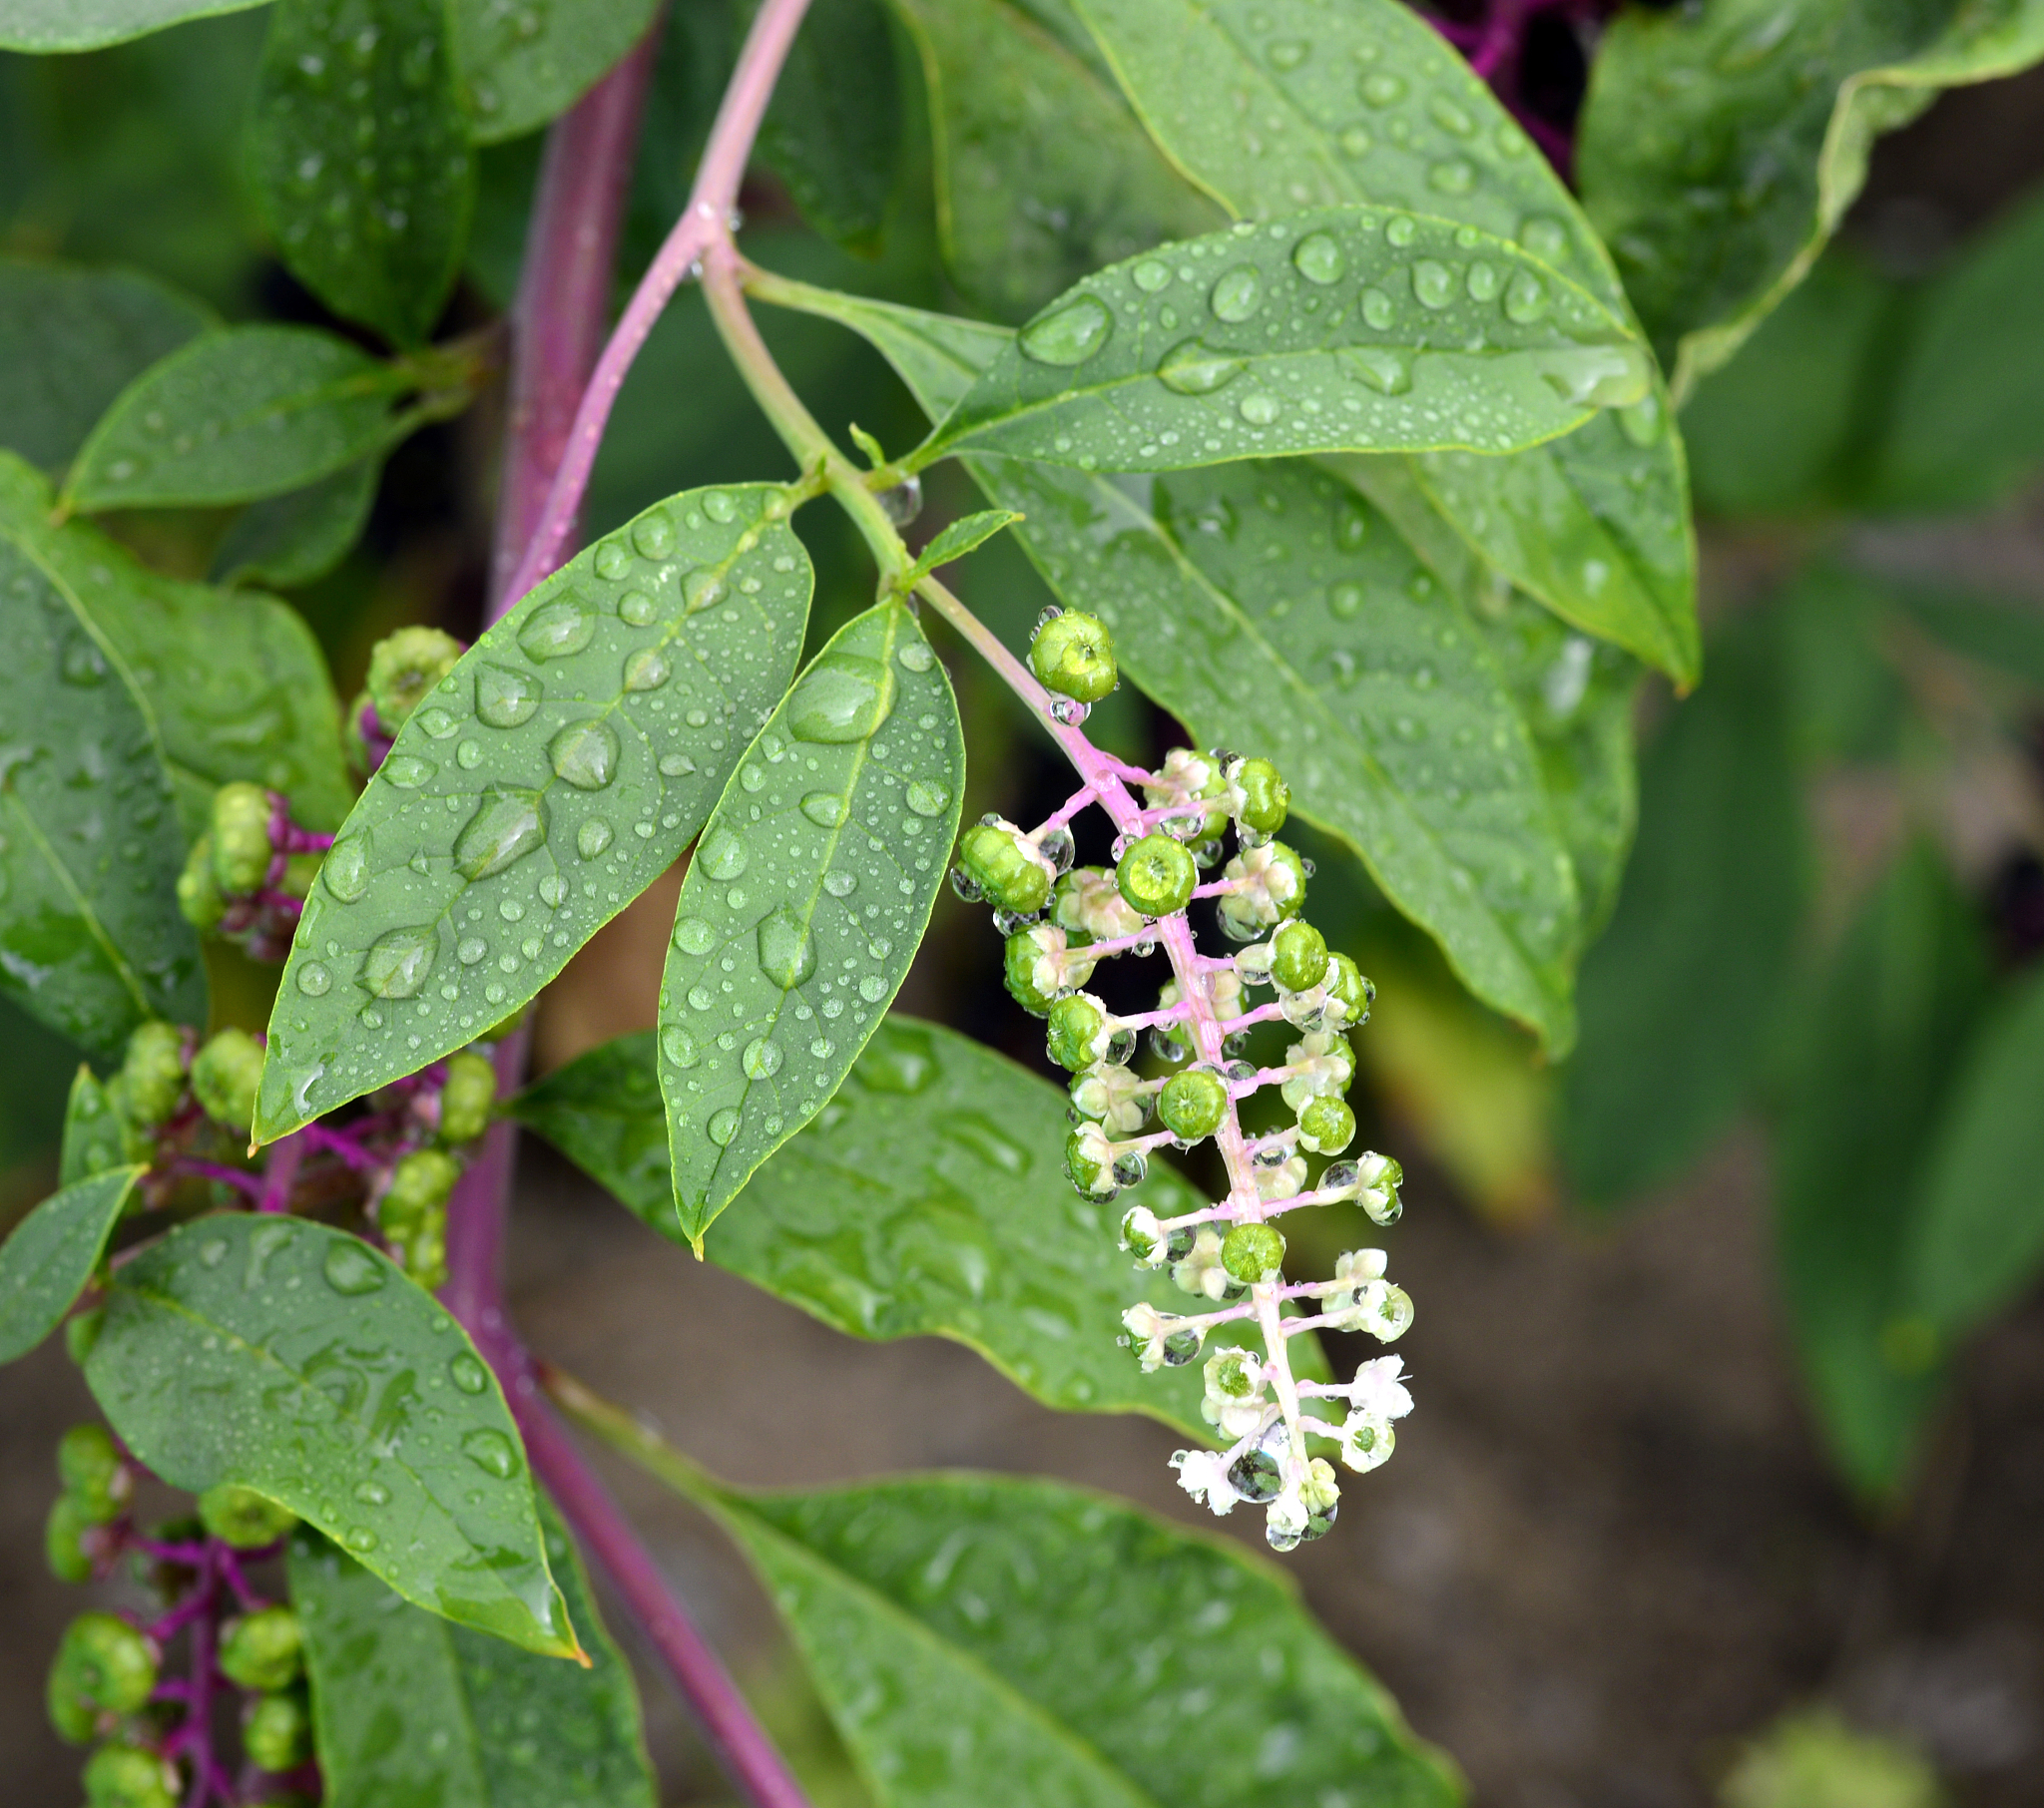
[77,1020,268,1186]
[374,1048,496,1291]
[346,625,465,772]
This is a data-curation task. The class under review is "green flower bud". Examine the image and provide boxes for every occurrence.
[954,820,1052,915]
[198,1484,296,1551]
[1322,953,1374,1028]
[1157,1067,1228,1141]
[119,1023,187,1130]
[380,1148,460,1238]
[366,626,465,731]
[1116,833,1196,918]
[46,1495,94,1583]
[191,1028,263,1138]
[66,1309,106,1367]
[1297,1095,1355,1155]
[437,1050,497,1144]
[1029,610,1118,702]
[52,1613,158,1722]
[219,1606,303,1693]
[83,1742,180,1808]
[59,1424,129,1525]
[400,1221,447,1293]
[1220,1221,1285,1284]
[1004,924,1090,1017]
[1218,841,1306,940]
[1143,748,1234,845]
[244,1689,312,1773]
[47,1668,96,1744]
[1118,1204,1164,1265]
[210,782,274,896]
[1270,920,1329,994]
[1064,1124,1118,1199]
[1069,1062,1147,1134]
[1234,757,1289,834]
[1045,994,1108,1072]
[176,835,227,933]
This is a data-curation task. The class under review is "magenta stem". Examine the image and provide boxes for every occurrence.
[174,1159,264,1201]
[181,1551,219,1808]
[257,1131,304,1213]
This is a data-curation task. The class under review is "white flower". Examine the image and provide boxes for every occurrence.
[1070,1062,1148,1133]
[1201,1346,1269,1440]
[1279,1029,1354,1113]
[1332,1248,1387,1288]
[1172,1226,1231,1301]
[1053,866,1144,941]
[1171,1447,1241,1515]
[1339,1414,1396,1474]
[1349,1354,1414,1421]
[1119,1204,1166,1267]
[1255,1154,1308,1202]
[1121,1302,1168,1370]
[1234,940,1276,986]
[1265,1484,1309,1549]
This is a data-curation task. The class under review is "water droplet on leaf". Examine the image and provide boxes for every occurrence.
[548,720,619,790]
[1018,294,1113,365]
[453,787,549,880]
[323,1239,386,1294]
[476,665,542,727]
[788,654,895,742]
[757,908,815,989]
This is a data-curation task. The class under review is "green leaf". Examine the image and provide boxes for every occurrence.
[658,600,963,1245]
[919,208,1654,476]
[1578,0,2044,397]
[1896,586,2044,692]
[0,259,213,472]
[515,1017,1311,1441]
[1774,842,1990,1496]
[212,458,381,591]
[0,454,352,834]
[1868,184,2044,512]
[1561,622,1804,1204]
[885,0,1224,321]
[755,0,901,256]
[1904,968,2044,1341]
[87,1213,579,1655]
[0,468,205,1061]
[251,0,476,348]
[64,325,416,512]
[1063,0,1699,684]
[61,1066,134,1186]
[0,1165,141,1363]
[0,0,271,52]
[904,509,1021,587]
[258,483,812,1141]
[291,1506,656,1808]
[449,0,662,144]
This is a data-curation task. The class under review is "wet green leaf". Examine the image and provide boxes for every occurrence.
[87,1214,579,1655]
[291,1505,655,1808]
[1061,0,1698,682]
[657,601,963,1246]
[0,259,213,473]
[0,0,271,51]
[212,458,381,592]
[920,208,1652,477]
[744,274,1010,418]
[64,325,415,512]
[0,464,205,1061]
[756,0,901,255]
[258,483,812,1141]
[514,1017,1317,1441]
[1,455,352,835]
[885,0,1224,321]
[0,1165,141,1364]
[1896,586,2044,692]
[1775,842,1989,1497]
[448,0,662,144]
[1578,0,2044,396]
[905,509,1021,586]
[251,0,475,348]
[61,1067,134,1186]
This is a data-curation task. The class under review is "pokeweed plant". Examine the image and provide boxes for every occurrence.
[1,0,2038,1803]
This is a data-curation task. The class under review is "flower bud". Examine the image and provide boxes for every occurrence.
[437,1050,497,1144]
[1051,866,1143,941]
[244,1689,312,1773]
[1119,1205,1165,1266]
[1116,833,1196,918]
[119,1023,186,1130]
[1143,748,1235,844]
[1005,924,1091,1017]
[219,1605,303,1693]
[1172,1226,1232,1301]
[176,836,228,931]
[1270,920,1329,993]
[83,1742,181,1808]
[59,1425,129,1525]
[1254,1154,1307,1202]
[1297,1095,1355,1155]
[1218,841,1306,940]
[365,626,464,731]
[1069,1062,1147,1134]
[1232,757,1289,835]
[380,1148,459,1239]
[51,1612,158,1726]
[1201,1346,1269,1440]
[400,1219,448,1293]
[1156,1067,1228,1141]
[1046,993,1110,1072]
[954,819,1053,915]
[1221,1221,1285,1283]
[1064,1124,1119,1199]
[210,782,274,896]
[46,1496,94,1583]
[1119,1301,1167,1369]
[1322,953,1374,1028]
[1278,1029,1354,1114]
[191,1028,263,1137]
[1029,609,1118,702]
[198,1484,296,1551]
[1355,1150,1403,1225]
[1298,1457,1340,1542]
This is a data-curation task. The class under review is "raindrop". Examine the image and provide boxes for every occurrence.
[460,1428,520,1480]
[577,819,613,859]
[459,938,486,965]
[857,974,887,1004]
[757,908,815,989]
[631,512,676,559]
[453,787,549,879]
[1360,286,1395,329]
[593,542,632,580]
[354,1480,391,1507]
[1238,392,1280,426]
[345,1528,378,1553]
[1018,294,1113,365]
[1132,259,1171,292]
[708,1108,741,1146]
[1291,231,1346,285]
[699,827,750,879]
[1518,216,1568,260]
[660,752,698,777]
[1411,260,1454,309]
[897,641,935,673]
[1338,125,1372,158]
[449,1352,488,1393]
[456,740,482,770]
[381,754,434,788]
[1158,338,1247,395]
[324,834,371,901]
[618,591,658,627]
[623,648,670,691]
[1385,215,1416,247]
[476,664,542,727]
[673,916,717,956]
[1329,583,1364,620]
[1502,270,1548,324]
[740,765,766,793]
[1359,71,1405,106]
[415,706,458,739]
[361,926,436,999]
[662,1024,702,1069]
[1537,343,1652,409]
[742,1037,783,1079]
[1268,37,1308,68]
[539,874,567,908]
[323,1239,386,1295]
[296,962,332,996]
[519,597,596,662]
[1465,260,1501,302]
[822,870,856,898]
[1344,346,1413,395]
[905,779,950,817]
[1429,159,1475,196]
[1209,265,1262,323]
[548,720,620,790]
[1427,96,1475,136]
[787,654,895,742]
[683,570,724,612]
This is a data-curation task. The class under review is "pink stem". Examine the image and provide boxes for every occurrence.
[257,1131,305,1213]
[298,1121,381,1172]
[174,1159,264,1201]
[181,1551,219,1808]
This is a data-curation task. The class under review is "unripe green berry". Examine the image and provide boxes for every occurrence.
[191,1028,263,1138]
[1003,925,1067,1017]
[1116,833,1196,918]
[401,1222,447,1293]
[52,1612,158,1721]
[48,1669,96,1744]
[1045,994,1108,1073]
[365,626,464,730]
[1323,953,1374,1027]
[1271,920,1329,993]
[1029,610,1118,702]
[59,1424,128,1525]
[46,1495,95,1583]
[1157,1068,1228,1140]
[954,821,1051,915]
[83,1742,180,1808]
[210,782,275,895]
[119,1023,187,1130]
[437,1050,497,1144]
[176,836,227,932]
[219,1606,303,1693]
[1064,1127,1116,1199]
[380,1148,459,1238]
[198,1484,296,1551]
[244,1690,312,1773]
[1235,758,1288,834]
[1220,1221,1285,1284]
[1297,1095,1355,1155]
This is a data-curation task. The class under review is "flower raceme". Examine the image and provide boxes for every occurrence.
[951,610,1415,1553]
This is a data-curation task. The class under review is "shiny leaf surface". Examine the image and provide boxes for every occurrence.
[259,483,811,1141]
[87,1214,578,1655]
[0,1165,141,1363]
[905,509,1022,585]
[449,0,662,143]
[292,1507,655,1808]
[756,0,901,255]
[64,325,414,512]
[0,0,271,51]
[251,0,475,347]
[61,1066,133,1186]
[212,458,381,591]
[657,601,963,1245]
